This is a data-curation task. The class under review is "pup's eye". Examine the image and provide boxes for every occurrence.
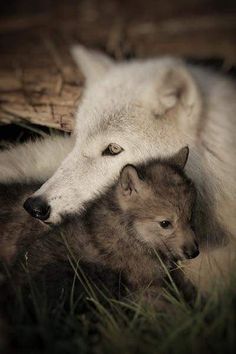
[102,143,123,156]
[160,220,172,229]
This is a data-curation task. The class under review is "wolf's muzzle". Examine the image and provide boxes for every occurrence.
[23,197,51,221]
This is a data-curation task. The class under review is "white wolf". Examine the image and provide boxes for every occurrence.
[0,46,235,294]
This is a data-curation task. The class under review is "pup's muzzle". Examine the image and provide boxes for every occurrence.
[183,241,199,259]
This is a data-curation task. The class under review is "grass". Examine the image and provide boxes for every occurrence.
[3,252,236,354]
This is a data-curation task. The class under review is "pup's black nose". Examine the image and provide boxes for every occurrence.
[183,243,199,259]
[23,197,51,221]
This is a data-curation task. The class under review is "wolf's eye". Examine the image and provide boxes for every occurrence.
[160,220,172,229]
[102,143,123,156]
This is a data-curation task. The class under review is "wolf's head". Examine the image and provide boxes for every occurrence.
[117,147,199,261]
[23,46,202,224]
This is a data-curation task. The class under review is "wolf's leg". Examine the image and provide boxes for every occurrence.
[0,135,74,184]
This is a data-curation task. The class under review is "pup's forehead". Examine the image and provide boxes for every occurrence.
[145,163,196,205]
[145,163,183,184]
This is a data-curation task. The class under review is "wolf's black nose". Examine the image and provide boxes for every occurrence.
[23,197,51,221]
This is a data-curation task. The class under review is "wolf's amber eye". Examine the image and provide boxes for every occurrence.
[102,143,123,156]
[160,220,172,229]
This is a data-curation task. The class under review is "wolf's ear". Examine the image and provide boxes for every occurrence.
[119,165,143,196]
[169,146,189,170]
[71,45,114,86]
[149,65,201,120]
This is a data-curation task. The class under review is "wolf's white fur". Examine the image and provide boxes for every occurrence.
[0,46,235,293]
[0,135,74,183]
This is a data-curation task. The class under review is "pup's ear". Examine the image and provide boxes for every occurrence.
[119,165,142,196]
[169,146,189,170]
[71,45,114,86]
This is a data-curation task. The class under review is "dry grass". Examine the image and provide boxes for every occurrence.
[2,253,236,354]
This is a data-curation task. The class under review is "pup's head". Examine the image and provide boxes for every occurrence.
[117,147,199,262]
[23,45,202,224]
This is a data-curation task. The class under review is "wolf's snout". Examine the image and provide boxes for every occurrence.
[23,197,51,221]
[183,241,199,260]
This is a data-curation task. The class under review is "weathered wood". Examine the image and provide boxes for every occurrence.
[0,31,83,131]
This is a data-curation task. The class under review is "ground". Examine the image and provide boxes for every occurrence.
[2,257,236,354]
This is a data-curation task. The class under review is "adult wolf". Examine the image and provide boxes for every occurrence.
[0,46,235,294]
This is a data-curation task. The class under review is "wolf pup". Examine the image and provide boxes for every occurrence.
[9,147,198,305]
